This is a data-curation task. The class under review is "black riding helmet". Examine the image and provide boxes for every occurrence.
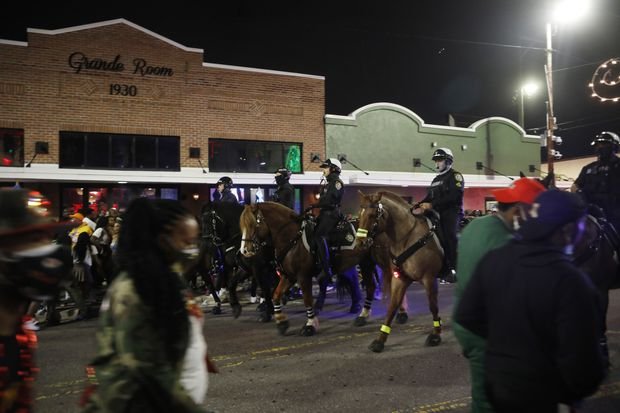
[590,131,620,152]
[217,176,233,189]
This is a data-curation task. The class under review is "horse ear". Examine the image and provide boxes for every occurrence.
[519,171,526,178]
[358,189,367,200]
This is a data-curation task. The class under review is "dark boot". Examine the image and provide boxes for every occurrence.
[316,237,333,283]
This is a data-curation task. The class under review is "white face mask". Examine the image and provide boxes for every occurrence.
[512,215,520,231]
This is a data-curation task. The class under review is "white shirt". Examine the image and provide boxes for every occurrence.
[180,314,208,404]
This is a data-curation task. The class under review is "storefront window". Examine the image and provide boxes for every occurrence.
[208,138,302,173]
[61,185,180,218]
[59,132,180,171]
[0,128,24,167]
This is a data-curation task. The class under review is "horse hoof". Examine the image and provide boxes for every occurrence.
[211,306,222,315]
[300,325,316,336]
[231,304,242,319]
[425,333,442,347]
[396,312,408,324]
[258,312,272,323]
[369,340,385,353]
[276,320,290,335]
[349,303,362,314]
[353,316,368,327]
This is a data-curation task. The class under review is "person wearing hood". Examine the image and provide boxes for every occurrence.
[455,190,606,412]
[418,147,464,283]
[272,168,295,210]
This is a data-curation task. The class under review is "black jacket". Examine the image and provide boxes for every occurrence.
[317,173,344,214]
[215,188,238,204]
[574,155,620,224]
[421,168,464,213]
[273,182,295,210]
[455,240,605,407]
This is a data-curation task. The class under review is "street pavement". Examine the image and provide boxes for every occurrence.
[33,283,620,413]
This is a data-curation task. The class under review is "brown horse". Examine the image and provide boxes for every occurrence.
[239,201,395,336]
[356,190,444,352]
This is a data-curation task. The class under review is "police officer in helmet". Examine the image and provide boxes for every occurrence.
[272,168,295,210]
[572,131,620,234]
[313,158,345,282]
[214,176,238,204]
[418,147,464,283]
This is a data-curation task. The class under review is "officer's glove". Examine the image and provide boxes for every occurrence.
[73,263,86,283]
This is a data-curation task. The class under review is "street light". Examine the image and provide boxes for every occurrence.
[517,81,539,129]
[544,0,592,184]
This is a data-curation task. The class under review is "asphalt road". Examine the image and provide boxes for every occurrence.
[33,283,620,413]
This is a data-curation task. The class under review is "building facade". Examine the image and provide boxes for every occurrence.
[1,18,558,220]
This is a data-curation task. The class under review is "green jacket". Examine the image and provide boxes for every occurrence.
[81,273,205,413]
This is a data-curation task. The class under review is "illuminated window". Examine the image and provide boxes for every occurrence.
[208,138,302,173]
[0,128,24,167]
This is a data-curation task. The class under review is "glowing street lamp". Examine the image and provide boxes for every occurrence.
[517,81,539,129]
[544,0,592,182]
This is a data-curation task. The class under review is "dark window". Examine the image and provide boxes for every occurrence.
[0,128,24,167]
[208,139,302,173]
[59,133,85,167]
[158,137,180,170]
[59,132,180,171]
[135,136,157,169]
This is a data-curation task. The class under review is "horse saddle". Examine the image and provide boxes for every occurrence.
[300,217,357,252]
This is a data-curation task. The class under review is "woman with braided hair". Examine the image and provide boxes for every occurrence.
[81,198,216,413]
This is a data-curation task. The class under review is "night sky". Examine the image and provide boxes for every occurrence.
[3,0,620,159]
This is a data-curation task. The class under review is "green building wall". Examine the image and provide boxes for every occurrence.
[325,102,541,179]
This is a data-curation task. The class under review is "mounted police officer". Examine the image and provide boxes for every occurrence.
[272,168,295,210]
[418,147,464,283]
[571,131,620,234]
[214,176,238,204]
[313,158,344,282]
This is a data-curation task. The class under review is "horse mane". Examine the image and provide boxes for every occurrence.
[239,204,258,235]
[239,202,301,234]
[377,191,413,208]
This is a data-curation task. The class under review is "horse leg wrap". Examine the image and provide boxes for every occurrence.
[380,324,392,335]
[433,318,442,333]
[364,298,372,310]
[306,307,315,319]
[273,303,282,315]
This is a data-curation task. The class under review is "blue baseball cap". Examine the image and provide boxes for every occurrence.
[518,190,587,241]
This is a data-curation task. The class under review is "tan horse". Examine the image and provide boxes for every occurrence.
[239,202,396,336]
[356,191,444,352]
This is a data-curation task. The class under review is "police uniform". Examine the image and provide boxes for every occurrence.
[574,155,620,230]
[273,182,295,210]
[421,166,464,276]
[216,188,238,204]
[314,165,345,280]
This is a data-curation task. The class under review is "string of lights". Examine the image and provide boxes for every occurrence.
[589,57,620,102]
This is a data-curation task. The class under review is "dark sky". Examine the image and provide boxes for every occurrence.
[3,0,620,159]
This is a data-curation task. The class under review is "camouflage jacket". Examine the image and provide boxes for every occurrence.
[80,273,206,413]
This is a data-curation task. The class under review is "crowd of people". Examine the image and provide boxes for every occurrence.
[1,130,619,412]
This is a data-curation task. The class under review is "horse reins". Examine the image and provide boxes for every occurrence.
[359,201,437,268]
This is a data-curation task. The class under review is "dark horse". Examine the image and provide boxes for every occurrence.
[187,202,276,322]
[239,202,394,336]
[356,191,444,352]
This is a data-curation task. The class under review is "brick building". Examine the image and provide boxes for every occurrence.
[0,19,326,217]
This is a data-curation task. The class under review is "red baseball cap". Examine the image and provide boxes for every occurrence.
[492,178,546,205]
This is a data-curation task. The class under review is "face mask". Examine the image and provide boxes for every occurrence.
[172,246,200,273]
[0,243,73,300]
[596,145,613,160]
[435,160,446,172]
[512,215,521,231]
[275,175,287,186]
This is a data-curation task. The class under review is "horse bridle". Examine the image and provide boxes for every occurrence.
[356,202,385,245]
